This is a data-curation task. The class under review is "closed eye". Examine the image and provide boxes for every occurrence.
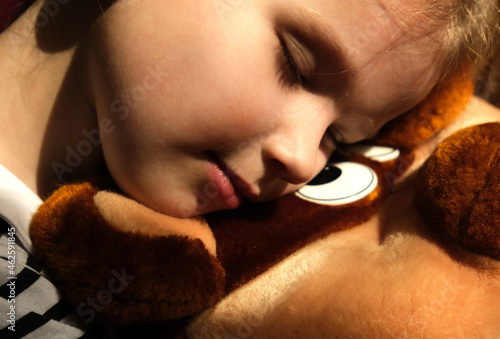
[278,38,307,87]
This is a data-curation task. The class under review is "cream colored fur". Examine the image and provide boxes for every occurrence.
[94,191,217,255]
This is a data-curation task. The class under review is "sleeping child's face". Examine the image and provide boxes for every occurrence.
[87,0,446,217]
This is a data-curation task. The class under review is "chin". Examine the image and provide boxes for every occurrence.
[149,196,225,218]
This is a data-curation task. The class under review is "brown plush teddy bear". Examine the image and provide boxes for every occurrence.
[416,122,499,260]
[28,64,499,333]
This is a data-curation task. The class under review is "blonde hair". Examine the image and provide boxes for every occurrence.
[384,0,498,101]
[447,0,500,102]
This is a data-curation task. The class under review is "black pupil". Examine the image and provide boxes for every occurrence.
[307,165,342,186]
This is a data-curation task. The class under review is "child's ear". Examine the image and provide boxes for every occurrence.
[374,63,474,148]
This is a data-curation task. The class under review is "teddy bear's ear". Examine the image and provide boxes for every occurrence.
[374,63,474,148]
[415,122,500,261]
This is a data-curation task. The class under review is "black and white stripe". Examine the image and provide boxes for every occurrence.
[0,217,102,338]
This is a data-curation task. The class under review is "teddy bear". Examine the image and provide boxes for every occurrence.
[28,63,499,334]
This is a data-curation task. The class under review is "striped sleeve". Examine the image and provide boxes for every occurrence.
[0,218,103,338]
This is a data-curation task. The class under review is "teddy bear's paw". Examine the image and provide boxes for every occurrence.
[30,180,226,325]
[89,234,226,326]
[416,122,500,260]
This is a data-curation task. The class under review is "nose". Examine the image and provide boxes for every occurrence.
[263,128,321,185]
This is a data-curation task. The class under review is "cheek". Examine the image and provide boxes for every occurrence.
[88,1,292,213]
[92,3,281,150]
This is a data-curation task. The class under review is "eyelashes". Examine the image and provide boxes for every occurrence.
[278,38,307,87]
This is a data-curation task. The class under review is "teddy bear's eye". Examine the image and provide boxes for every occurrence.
[295,145,399,206]
[296,162,378,205]
[344,144,400,162]
[307,165,342,186]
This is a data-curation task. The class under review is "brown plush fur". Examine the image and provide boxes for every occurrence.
[208,151,413,293]
[29,150,411,326]
[374,64,474,148]
[29,180,225,325]
[416,122,500,260]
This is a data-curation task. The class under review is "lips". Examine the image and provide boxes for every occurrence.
[206,152,247,209]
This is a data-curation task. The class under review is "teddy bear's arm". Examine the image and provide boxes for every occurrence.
[93,190,217,255]
[29,180,225,325]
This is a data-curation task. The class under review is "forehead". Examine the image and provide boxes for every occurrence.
[297,0,448,65]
